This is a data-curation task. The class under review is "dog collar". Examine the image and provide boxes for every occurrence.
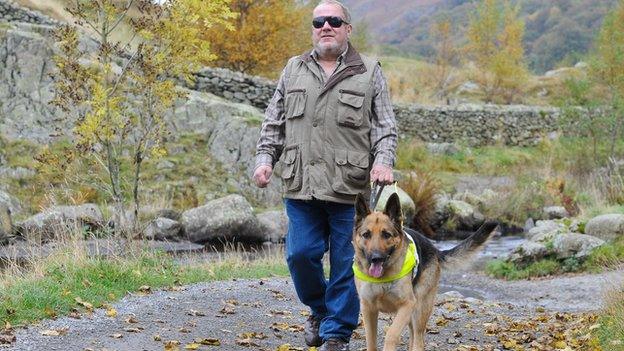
[353,239,418,284]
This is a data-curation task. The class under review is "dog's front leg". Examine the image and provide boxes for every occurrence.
[382,301,415,351]
[361,302,379,351]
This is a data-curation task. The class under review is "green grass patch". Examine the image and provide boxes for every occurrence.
[487,238,624,280]
[0,249,288,325]
[594,287,624,350]
[486,258,562,280]
[584,237,624,271]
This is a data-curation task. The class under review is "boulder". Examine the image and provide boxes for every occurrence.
[552,233,605,259]
[374,185,416,227]
[17,203,104,242]
[144,217,183,242]
[507,241,549,264]
[0,203,12,244]
[426,142,459,155]
[0,190,21,216]
[543,206,569,220]
[446,200,485,230]
[585,214,624,242]
[526,220,565,240]
[257,210,288,243]
[181,194,264,244]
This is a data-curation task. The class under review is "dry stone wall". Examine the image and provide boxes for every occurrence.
[0,0,58,25]
[187,67,560,146]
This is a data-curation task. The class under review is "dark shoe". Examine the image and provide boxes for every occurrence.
[304,315,322,347]
[319,338,350,351]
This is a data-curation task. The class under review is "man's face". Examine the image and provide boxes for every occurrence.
[312,3,352,58]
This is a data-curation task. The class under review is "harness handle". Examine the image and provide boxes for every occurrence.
[369,181,386,210]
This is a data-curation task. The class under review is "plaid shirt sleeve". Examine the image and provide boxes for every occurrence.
[371,64,398,167]
[254,70,286,171]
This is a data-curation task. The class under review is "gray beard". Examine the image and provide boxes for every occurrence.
[314,41,348,60]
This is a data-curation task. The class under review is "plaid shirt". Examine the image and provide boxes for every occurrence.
[255,50,398,170]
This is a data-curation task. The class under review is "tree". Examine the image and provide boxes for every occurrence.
[350,20,373,54]
[51,0,235,233]
[202,0,311,78]
[430,16,457,104]
[465,0,528,103]
[588,0,624,161]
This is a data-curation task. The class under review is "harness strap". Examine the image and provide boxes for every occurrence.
[352,234,419,284]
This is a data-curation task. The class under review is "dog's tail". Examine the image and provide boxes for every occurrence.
[438,220,499,269]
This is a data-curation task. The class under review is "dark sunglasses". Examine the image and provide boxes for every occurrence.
[312,16,348,29]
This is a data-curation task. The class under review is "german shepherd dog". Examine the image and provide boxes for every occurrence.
[353,193,499,351]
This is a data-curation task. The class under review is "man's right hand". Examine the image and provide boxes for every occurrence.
[253,165,273,188]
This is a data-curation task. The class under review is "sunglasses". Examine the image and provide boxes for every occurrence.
[312,16,348,29]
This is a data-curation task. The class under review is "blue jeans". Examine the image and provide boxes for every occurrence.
[284,198,359,342]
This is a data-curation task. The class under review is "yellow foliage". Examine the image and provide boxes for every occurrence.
[465,0,528,103]
[203,0,311,78]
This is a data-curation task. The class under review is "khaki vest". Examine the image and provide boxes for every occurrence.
[273,45,378,204]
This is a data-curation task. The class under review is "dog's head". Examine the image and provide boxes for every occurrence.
[353,192,405,278]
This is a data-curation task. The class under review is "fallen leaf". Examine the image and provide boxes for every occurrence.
[41,328,68,336]
[195,338,220,346]
[188,309,206,317]
[154,334,162,341]
[138,285,151,294]
[110,333,123,339]
[184,343,200,350]
[74,297,93,311]
[0,334,16,344]
[125,316,139,324]
[179,327,191,333]
[106,307,118,318]
[164,340,180,351]
[124,327,142,333]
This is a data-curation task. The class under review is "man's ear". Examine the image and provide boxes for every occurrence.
[355,193,370,223]
[383,193,402,227]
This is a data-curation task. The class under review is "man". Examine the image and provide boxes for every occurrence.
[252,1,397,350]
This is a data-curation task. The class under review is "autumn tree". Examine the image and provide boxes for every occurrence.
[562,1,624,157]
[430,17,457,104]
[465,0,528,103]
[51,0,235,233]
[202,0,311,78]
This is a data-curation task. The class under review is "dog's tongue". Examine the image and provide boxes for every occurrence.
[368,263,384,278]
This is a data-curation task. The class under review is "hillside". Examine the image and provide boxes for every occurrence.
[343,0,620,73]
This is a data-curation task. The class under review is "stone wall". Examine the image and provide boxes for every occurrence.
[187,67,560,146]
[0,0,58,25]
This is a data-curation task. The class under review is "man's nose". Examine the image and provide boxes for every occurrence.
[321,20,333,30]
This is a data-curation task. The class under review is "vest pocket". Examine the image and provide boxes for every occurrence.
[276,145,302,192]
[337,89,365,128]
[332,149,370,195]
[285,88,307,119]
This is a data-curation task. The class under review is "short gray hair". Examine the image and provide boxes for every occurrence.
[316,0,352,24]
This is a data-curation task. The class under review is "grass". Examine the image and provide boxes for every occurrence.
[486,237,624,280]
[595,284,624,350]
[0,242,288,326]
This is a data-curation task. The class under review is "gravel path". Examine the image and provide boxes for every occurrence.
[5,268,621,351]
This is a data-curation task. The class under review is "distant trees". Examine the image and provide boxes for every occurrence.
[202,0,311,78]
[50,0,235,233]
[465,0,528,103]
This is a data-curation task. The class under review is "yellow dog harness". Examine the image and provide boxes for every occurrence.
[352,235,419,283]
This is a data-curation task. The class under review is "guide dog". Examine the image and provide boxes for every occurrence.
[352,192,499,351]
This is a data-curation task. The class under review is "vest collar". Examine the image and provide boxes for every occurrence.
[300,42,364,68]
[353,235,419,284]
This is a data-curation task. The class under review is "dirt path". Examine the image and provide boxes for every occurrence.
[5,268,621,351]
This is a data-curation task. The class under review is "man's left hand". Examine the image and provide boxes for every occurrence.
[370,164,394,185]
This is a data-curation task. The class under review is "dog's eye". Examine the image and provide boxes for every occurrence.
[361,231,371,239]
[381,231,392,239]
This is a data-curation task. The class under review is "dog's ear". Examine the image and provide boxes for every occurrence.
[355,193,370,222]
[383,193,402,227]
